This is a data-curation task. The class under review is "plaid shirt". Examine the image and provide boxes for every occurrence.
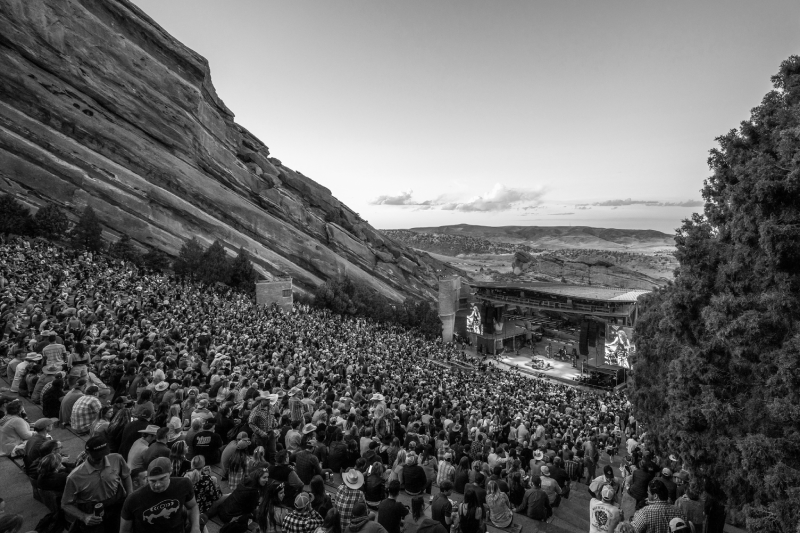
[70,395,102,432]
[248,404,275,438]
[42,343,67,365]
[436,460,455,486]
[282,507,323,533]
[631,501,685,533]
[564,459,582,480]
[437,445,453,462]
[333,485,366,531]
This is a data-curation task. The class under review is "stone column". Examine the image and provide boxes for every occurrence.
[438,276,461,343]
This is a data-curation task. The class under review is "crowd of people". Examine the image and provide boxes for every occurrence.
[0,236,723,533]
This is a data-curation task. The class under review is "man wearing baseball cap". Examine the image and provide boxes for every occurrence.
[589,484,623,533]
[62,436,132,533]
[282,492,323,533]
[120,457,199,533]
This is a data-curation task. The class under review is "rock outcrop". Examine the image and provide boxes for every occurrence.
[511,252,665,290]
[0,0,450,300]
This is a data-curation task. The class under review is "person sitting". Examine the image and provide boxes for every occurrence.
[215,466,270,523]
[0,400,33,457]
[183,455,222,516]
[402,452,427,496]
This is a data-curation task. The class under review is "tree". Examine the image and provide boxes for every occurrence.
[109,234,141,265]
[141,248,171,272]
[68,206,103,251]
[0,194,34,239]
[33,203,69,239]
[229,247,259,292]
[173,237,205,279]
[197,239,231,285]
[630,56,800,533]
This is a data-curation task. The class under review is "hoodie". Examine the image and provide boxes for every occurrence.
[346,515,388,533]
[416,518,448,533]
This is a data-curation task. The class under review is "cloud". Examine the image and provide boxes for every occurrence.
[371,183,545,212]
[576,205,591,210]
[549,212,574,216]
[591,198,703,208]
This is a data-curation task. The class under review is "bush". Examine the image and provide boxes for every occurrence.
[33,203,69,239]
[0,194,34,238]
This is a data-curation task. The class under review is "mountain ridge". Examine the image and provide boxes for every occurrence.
[0,0,451,301]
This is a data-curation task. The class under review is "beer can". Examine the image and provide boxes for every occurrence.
[94,503,104,518]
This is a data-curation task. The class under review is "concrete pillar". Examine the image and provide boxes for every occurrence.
[438,276,461,343]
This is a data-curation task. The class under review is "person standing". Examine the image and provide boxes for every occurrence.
[120,457,200,533]
[248,393,278,463]
[61,436,133,533]
[589,485,623,533]
[71,385,103,434]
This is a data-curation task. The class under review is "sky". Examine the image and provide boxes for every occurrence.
[132,0,800,234]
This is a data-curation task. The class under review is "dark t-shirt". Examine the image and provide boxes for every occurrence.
[377,498,409,533]
[191,430,223,465]
[430,493,453,531]
[121,478,194,533]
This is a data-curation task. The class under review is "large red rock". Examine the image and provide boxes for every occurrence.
[0,0,448,300]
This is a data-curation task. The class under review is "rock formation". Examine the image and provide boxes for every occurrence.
[0,0,450,300]
[511,252,664,290]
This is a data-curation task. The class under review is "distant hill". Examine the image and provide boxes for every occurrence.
[407,224,675,251]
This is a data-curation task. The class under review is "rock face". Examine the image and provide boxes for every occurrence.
[0,0,448,300]
[511,253,664,290]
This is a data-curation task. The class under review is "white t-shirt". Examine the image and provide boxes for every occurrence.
[589,498,623,533]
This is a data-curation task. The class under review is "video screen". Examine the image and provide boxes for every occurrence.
[466,303,483,335]
[604,324,634,368]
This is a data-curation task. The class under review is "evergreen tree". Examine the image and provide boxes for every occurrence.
[630,56,800,533]
[109,235,141,265]
[197,239,231,285]
[0,194,34,239]
[173,237,205,279]
[229,246,259,292]
[68,206,103,251]
[142,248,171,272]
[33,203,69,239]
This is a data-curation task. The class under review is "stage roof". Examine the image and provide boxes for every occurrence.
[470,281,649,303]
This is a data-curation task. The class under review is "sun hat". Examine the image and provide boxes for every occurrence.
[533,450,544,461]
[154,381,168,392]
[33,418,58,430]
[42,364,60,375]
[342,468,364,489]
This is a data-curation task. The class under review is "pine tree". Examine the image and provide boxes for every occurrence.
[229,246,259,292]
[173,237,205,279]
[33,203,69,239]
[0,194,34,239]
[197,239,231,285]
[142,248,171,272]
[630,56,800,533]
[69,206,103,251]
[109,235,141,265]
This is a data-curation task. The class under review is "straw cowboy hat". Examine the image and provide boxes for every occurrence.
[342,468,364,490]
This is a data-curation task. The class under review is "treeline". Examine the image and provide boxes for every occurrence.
[309,277,442,340]
[0,195,258,292]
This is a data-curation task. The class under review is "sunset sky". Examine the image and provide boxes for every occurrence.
[133,0,800,234]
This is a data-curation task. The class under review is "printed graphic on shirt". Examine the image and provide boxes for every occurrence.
[592,507,611,530]
[143,499,180,524]
[196,436,211,445]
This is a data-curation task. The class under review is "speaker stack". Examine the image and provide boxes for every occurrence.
[579,320,589,355]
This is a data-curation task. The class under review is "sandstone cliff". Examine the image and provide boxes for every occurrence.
[0,0,448,300]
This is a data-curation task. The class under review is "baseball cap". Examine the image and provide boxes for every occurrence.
[147,457,172,477]
[669,518,691,533]
[294,492,314,509]
[601,485,615,501]
[603,465,614,477]
[662,467,672,477]
[33,418,57,430]
[85,436,109,454]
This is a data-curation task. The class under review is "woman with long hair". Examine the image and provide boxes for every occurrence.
[256,480,288,533]
[507,472,526,508]
[89,406,114,439]
[418,446,437,494]
[309,475,333,519]
[41,378,64,419]
[37,452,69,496]
[485,480,513,528]
[457,489,484,533]
[170,440,191,477]
[402,496,426,533]
[218,466,270,523]
[454,456,470,494]
[226,435,254,491]
[389,448,407,486]
[363,461,386,507]
[184,455,223,515]
[134,389,154,417]
[251,446,267,467]
[153,401,170,427]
